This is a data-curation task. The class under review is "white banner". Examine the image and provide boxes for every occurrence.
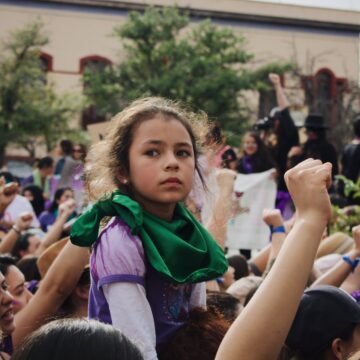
[226,169,277,250]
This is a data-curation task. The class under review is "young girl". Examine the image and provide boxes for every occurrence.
[237,131,276,174]
[70,98,227,359]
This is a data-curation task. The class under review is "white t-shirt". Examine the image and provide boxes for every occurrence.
[3,195,40,228]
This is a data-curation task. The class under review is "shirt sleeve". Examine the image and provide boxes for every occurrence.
[94,218,146,287]
[103,282,158,360]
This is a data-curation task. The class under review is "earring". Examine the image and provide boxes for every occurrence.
[122,179,128,184]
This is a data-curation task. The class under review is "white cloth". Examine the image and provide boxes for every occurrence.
[226,169,277,250]
[103,282,158,360]
[3,195,40,228]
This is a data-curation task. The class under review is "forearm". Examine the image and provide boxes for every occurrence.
[274,83,289,109]
[0,227,19,253]
[205,192,232,250]
[216,217,326,360]
[313,249,360,288]
[13,242,89,347]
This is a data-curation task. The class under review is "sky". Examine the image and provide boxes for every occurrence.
[247,0,360,12]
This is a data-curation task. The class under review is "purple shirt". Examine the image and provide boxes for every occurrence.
[89,217,205,346]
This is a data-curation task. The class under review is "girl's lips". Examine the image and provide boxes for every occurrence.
[161,178,182,184]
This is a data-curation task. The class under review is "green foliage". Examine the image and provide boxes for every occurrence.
[0,21,80,162]
[336,175,360,199]
[83,7,293,139]
[330,205,360,236]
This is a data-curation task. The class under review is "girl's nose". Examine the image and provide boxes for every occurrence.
[164,152,180,170]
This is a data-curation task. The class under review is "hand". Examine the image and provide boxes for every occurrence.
[0,179,18,210]
[262,209,283,227]
[268,73,281,86]
[15,212,33,231]
[216,169,237,198]
[288,146,303,158]
[352,225,360,252]
[59,199,76,217]
[284,159,332,225]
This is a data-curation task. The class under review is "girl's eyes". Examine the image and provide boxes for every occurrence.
[1,283,8,292]
[144,149,192,158]
[176,150,191,157]
[145,149,160,157]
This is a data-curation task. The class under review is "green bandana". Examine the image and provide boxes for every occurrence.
[70,190,227,285]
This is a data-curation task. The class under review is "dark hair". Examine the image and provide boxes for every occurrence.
[206,291,241,323]
[205,123,224,146]
[286,323,357,360]
[58,267,90,317]
[22,185,45,216]
[85,98,208,201]
[60,140,73,156]
[0,254,17,276]
[158,307,229,360]
[11,318,144,360]
[353,115,360,138]
[16,256,41,282]
[48,187,73,213]
[72,143,87,161]
[227,255,249,280]
[12,233,33,259]
[37,156,54,169]
[0,171,17,184]
[239,131,276,172]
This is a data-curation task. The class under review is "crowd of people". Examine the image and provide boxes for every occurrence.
[0,73,359,360]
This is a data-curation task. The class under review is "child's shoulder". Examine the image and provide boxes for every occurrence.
[93,217,146,278]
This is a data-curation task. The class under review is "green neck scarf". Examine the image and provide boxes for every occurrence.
[70,190,227,285]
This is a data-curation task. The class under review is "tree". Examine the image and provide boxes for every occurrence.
[0,21,80,165]
[83,7,293,142]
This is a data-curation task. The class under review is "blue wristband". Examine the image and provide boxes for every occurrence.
[270,225,286,234]
[342,255,360,272]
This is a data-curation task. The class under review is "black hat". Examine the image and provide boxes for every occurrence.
[286,285,360,356]
[304,114,329,129]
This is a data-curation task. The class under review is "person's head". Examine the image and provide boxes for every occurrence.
[11,318,144,360]
[72,143,87,162]
[16,256,41,283]
[37,156,54,177]
[353,115,360,138]
[49,187,74,213]
[85,98,207,216]
[227,254,250,281]
[0,255,32,314]
[37,238,90,318]
[158,307,229,360]
[242,132,259,156]
[205,122,225,149]
[304,114,327,141]
[0,271,15,335]
[221,147,238,170]
[56,139,73,157]
[12,232,41,259]
[206,291,242,323]
[22,185,45,216]
[286,285,360,360]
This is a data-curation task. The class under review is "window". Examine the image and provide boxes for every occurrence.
[80,56,112,129]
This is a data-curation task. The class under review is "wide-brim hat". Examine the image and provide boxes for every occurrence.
[286,285,360,356]
[304,114,329,129]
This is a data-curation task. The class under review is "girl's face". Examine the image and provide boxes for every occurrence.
[58,190,74,204]
[23,190,34,202]
[126,116,195,220]
[0,272,15,335]
[243,135,258,156]
[5,265,32,314]
[72,145,84,161]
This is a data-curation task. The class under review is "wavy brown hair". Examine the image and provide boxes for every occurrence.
[84,97,209,201]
